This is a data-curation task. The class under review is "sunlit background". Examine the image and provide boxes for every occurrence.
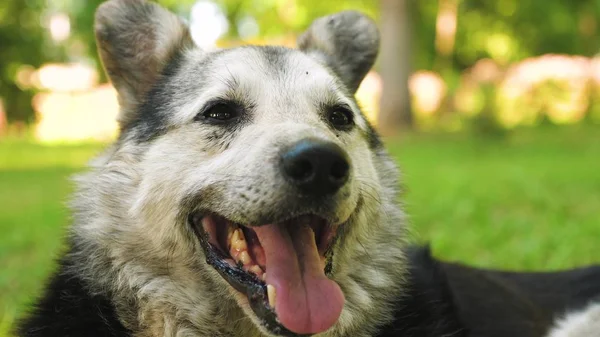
[2,0,600,141]
[1,1,600,336]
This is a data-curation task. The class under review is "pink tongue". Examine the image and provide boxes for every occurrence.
[253,223,344,335]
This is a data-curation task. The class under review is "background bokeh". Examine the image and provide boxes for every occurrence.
[1,0,599,336]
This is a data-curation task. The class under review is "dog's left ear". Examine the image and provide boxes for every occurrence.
[298,11,380,94]
[95,0,194,127]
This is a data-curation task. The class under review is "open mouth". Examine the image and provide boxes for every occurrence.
[189,213,345,336]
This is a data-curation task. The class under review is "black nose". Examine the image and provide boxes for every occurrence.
[281,139,350,196]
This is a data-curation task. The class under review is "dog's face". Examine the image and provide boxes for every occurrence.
[84,1,406,336]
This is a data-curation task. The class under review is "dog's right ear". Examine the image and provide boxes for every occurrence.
[298,11,379,94]
[95,0,194,127]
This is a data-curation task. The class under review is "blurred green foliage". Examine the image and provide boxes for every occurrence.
[454,1,600,68]
[1,0,600,123]
[0,0,48,123]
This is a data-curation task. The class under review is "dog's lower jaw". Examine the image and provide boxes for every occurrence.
[127,209,404,337]
[71,217,406,337]
[73,219,406,337]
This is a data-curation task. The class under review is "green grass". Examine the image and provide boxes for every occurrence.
[1,125,599,335]
[0,142,102,336]
[391,126,600,270]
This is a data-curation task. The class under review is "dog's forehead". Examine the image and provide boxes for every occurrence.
[200,46,350,104]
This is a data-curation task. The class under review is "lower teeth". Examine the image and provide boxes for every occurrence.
[267,284,276,308]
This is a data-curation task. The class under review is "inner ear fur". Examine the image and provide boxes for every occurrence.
[298,11,380,94]
[95,0,194,127]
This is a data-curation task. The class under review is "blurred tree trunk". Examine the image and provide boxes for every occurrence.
[378,0,413,135]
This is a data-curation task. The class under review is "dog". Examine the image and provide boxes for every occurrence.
[17,1,600,336]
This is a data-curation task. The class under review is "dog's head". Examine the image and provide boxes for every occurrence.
[81,1,406,336]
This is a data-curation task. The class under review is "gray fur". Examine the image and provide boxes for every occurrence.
[298,11,380,93]
[69,1,406,336]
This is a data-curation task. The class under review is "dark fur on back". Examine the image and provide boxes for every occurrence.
[379,247,600,337]
[17,255,130,337]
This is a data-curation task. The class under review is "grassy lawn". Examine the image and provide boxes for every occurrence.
[1,125,599,335]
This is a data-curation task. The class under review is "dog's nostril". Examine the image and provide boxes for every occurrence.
[285,158,314,181]
[330,159,349,182]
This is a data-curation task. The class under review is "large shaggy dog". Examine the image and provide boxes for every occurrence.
[17,1,600,336]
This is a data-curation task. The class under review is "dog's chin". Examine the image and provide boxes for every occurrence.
[188,210,348,337]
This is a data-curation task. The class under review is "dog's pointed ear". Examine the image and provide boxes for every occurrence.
[298,11,380,94]
[95,0,194,127]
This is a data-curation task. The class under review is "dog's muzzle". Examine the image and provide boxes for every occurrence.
[188,139,353,336]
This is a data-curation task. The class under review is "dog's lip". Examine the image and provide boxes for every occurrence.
[191,212,339,255]
[188,212,341,337]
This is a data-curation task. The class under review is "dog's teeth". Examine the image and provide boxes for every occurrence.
[239,251,251,265]
[231,229,247,252]
[226,225,235,248]
[267,284,276,308]
[248,265,263,276]
[231,228,240,243]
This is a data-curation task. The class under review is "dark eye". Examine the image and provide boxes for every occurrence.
[328,107,354,129]
[195,102,240,124]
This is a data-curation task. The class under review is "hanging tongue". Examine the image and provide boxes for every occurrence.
[253,222,345,335]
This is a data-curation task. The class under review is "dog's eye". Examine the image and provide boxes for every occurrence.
[196,102,240,124]
[328,107,354,129]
